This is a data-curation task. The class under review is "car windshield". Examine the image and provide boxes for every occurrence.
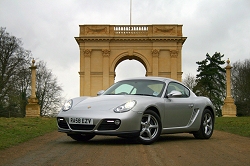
[103,79,166,97]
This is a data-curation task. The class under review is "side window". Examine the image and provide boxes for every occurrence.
[166,82,190,98]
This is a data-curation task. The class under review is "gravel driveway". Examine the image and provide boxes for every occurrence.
[0,130,249,166]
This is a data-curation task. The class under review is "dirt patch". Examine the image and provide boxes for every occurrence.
[0,130,250,166]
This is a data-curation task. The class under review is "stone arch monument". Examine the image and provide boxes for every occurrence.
[75,25,187,96]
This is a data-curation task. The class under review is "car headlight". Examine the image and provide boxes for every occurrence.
[62,99,73,111]
[114,100,136,113]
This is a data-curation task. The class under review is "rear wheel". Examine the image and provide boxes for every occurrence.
[137,110,162,145]
[68,133,95,141]
[193,109,214,139]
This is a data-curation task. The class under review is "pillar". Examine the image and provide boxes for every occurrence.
[83,49,91,96]
[222,59,237,117]
[79,46,85,96]
[26,59,40,117]
[102,49,110,89]
[152,49,159,76]
[170,50,178,80]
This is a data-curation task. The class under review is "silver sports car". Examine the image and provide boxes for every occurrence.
[57,77,215,144]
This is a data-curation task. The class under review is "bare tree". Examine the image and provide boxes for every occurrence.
[0,27,31,117]
[182,73,196,91]
[231,59,250,116]
[36,61,64,116]
[15,62,32,116]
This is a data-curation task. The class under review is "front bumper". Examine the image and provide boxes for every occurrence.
[57,110,142,137]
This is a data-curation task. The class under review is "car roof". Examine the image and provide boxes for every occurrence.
[119,76,177,83]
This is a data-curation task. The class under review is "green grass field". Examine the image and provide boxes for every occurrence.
[215,117,250,137]
[0,117,249,150]
[0,117,57,150]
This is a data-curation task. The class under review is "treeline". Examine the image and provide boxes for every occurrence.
[0,27,64,117]
[183,53,250,116]
[231,60,250,116]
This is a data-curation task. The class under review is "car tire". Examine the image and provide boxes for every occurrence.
[68,133,95,142]
[137,109,162,145]
[193,109,214,139]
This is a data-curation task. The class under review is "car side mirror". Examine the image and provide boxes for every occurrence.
[97,90,105,96]
[167,90,182,98]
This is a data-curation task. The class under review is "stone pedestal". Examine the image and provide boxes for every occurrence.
[222,97,237,117]
[26,98,40,117]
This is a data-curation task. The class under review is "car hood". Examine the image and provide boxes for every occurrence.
[72,95,151,112]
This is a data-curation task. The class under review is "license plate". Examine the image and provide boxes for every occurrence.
[69,117,93,125]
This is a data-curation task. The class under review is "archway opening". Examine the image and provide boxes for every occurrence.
[115,59,146,82]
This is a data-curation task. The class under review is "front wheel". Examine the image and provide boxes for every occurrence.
[193,109,214,139]
[137,110,162,145]
[68,133,95,142]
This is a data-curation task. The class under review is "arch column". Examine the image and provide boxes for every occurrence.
[152,49,159,76]
[177,42,183,81]
[79,47,84,96]
[102,49,110,89]
[82,49,92,96]
[170,50,178,80]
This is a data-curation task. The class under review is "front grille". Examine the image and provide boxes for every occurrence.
[69,124,95,130]
[57,117,69,129]
[97,119,121,130]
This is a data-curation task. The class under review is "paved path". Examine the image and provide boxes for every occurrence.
[0,130,250,166]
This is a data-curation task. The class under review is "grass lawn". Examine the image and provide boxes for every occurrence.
[215,117,250,137]
[0,117,57,150]
[0,116,249,150]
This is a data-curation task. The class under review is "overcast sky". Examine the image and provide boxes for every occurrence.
[1,0,250,99]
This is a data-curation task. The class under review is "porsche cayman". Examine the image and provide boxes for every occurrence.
[57,77,215,144]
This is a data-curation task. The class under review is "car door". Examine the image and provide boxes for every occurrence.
[163,82,194,128]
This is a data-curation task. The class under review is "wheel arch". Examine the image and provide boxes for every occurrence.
[204,106,215,119]
[146,106,161,118]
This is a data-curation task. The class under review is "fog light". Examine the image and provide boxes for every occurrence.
[57,118,64,123]
[115,120,121,125]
